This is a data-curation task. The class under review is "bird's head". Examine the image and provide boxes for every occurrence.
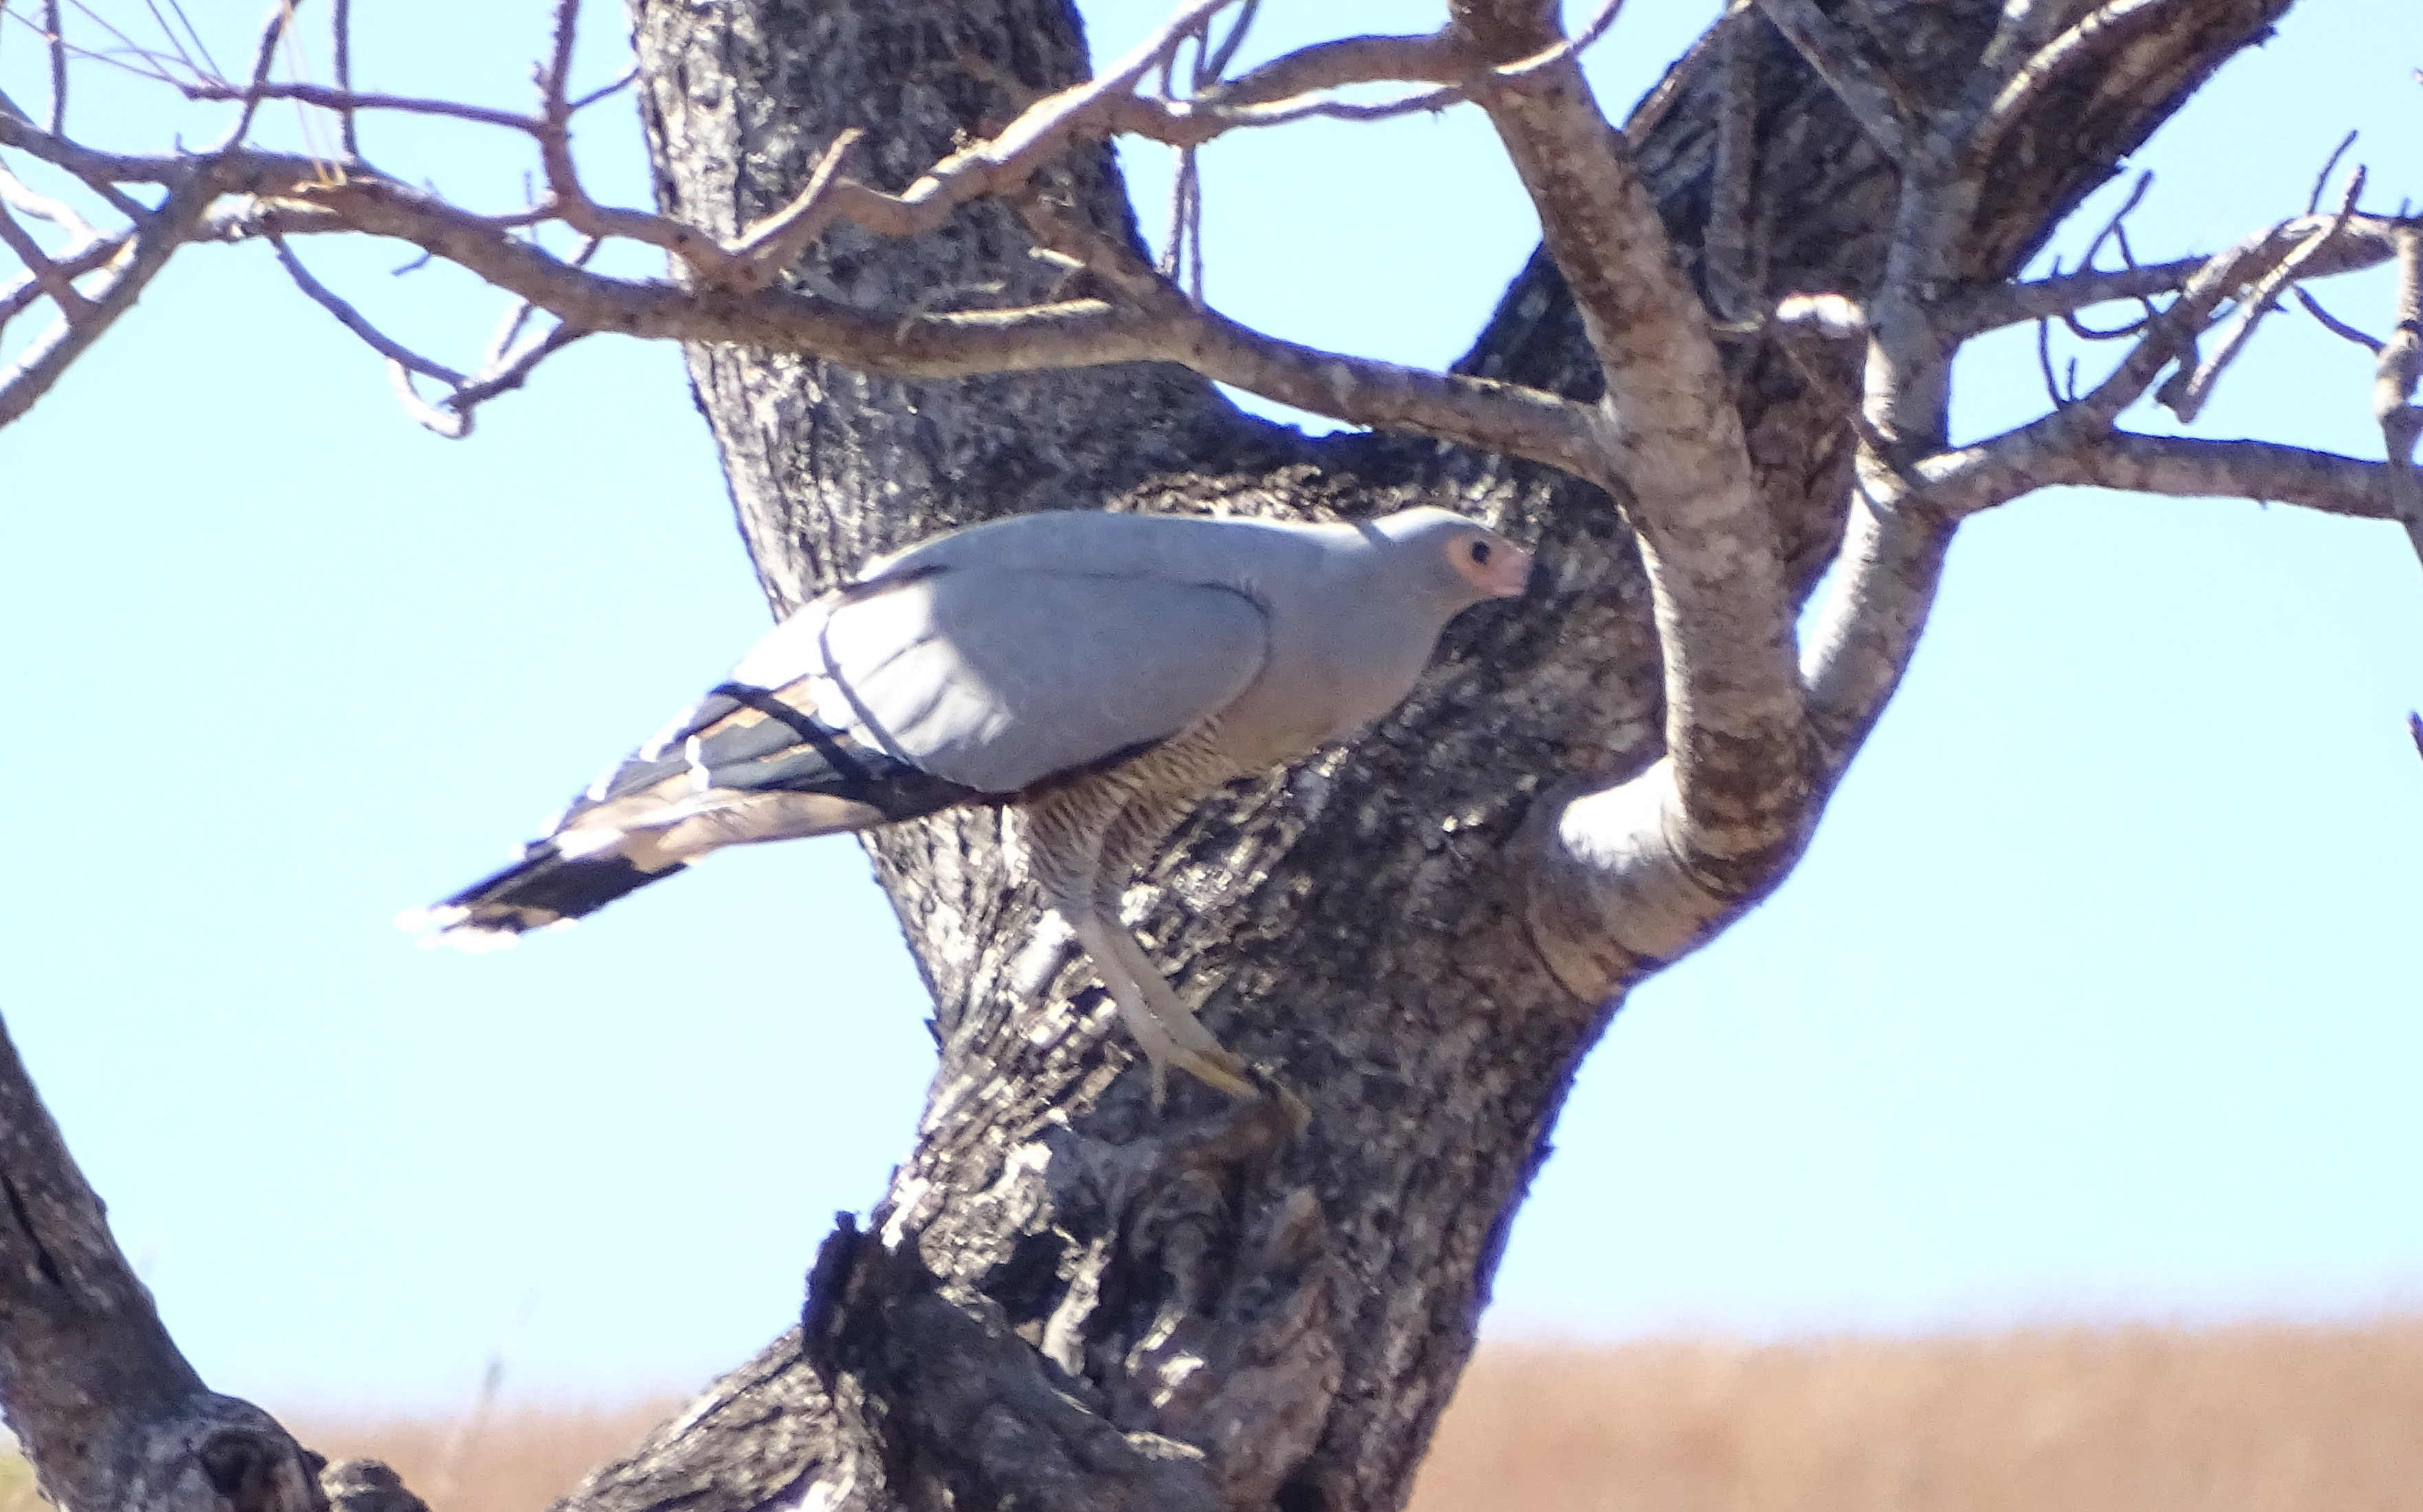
[1368,507,1534,608]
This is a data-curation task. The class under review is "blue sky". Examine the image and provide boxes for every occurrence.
[1,1,2417,1413]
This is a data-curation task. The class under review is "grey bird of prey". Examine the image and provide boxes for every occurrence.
[409,506,1532,1098]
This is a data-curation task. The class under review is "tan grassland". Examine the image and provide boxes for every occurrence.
[1411,1319,2423,1512]
[4,1320,2417,1511]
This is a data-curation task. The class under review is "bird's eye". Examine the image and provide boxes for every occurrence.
[1468,540,1493,566]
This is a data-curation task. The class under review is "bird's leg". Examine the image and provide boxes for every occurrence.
[1086,899,1257,1091]
[1026,766,1258,1104]
[1100,917,1305,1128]
[1065,910,1254,1104]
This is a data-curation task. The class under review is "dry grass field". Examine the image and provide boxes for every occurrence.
[4,1319,2417,1511]
[1411,1320,2423,1512]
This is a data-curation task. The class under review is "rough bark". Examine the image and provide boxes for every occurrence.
[481,3,2307,1512]
[0,1020,331,1512]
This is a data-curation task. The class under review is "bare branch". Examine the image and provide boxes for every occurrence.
[530,0,737,276]
[1196,0,1259,85]
[1798,500,1953,778]
[2307,128,2357,215]
[386,360,466,436]
[1459,0,1806,888]
[217,0,298,149]
[569,66,636,112]
[726,128,864,293]
[1209,29,1456,107]
[0,170,209,426]
[2159,172,2365,423]
[1110,82,1468,144]
[1749,0,1911,163]
[2076,432,2411,521]
[483,234,596,369]
[443,319,590,424]
[1021,195,1600,474]
[2294,286,2384,353]
[2059,217,2325,430]
[0,198,92,318]
[0,1012,336,1512]
[0,158,96,241]
[2034,308,2074,408]
[332,0,358,157]
[2374,226,2423,565]
[0,229,118,331]
[1951,217,2400,336]
[269,232,466,384]
[133,1,194,79]
[1953,255,2202,334]
[2072,170,2156,300]
[1912,429,2409,522]
[180,79,542,135]
[43,0,64,134]
[0,94,1608,469]
[1957,0,2178,168]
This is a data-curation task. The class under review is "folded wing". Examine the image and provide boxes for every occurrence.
[413,558,1268,942]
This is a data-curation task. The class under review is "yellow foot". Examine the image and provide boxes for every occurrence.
[1155,1041,1257,1102]
[1144,1046,1310,1135]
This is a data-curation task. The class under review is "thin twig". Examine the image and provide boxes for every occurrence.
[217,0,297,149]
[2295,286,2383,353]
[527,0,739,278]
[2307,129,2356,215]
[0,159,96,241]
[1197,0,1257,86]
[2160,169,2365,422]
[180,80,542,133]
[569,66,635,112]
[448,320,589,415]
[332,0,358,157]
[43,0,63,133]
[0,170,212,427]
[0,230,117,332]
[387,360,466,437]
[0,199,91,317]
[1942,212,2404,337]
[269,232,466,383]
[165,0,221,78]
[137,0,204,83]
[2047,219,2326,431]
[2035,311,2070,408]
[2076,171,2153,275]
[1503,0,1630,83]
[483,234,595,369]
[726,128,863,291]
[1202,29,1461,108]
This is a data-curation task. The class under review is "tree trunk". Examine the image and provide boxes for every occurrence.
[543,3,2292,1510]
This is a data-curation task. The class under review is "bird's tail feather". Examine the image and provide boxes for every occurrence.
[401,842,682,947]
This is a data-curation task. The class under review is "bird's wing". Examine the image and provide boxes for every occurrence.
[545,556,1265,841]
[804,560,1270,793]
